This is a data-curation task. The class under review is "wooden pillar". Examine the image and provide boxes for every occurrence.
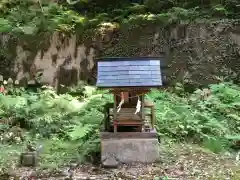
[123,92,129,103]
[113,94,117,133]
[104,104,110,131]
[141,95,145,132]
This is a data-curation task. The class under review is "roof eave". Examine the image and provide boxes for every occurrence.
[96,85,163,89]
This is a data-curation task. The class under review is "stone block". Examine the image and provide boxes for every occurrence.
[20,152,38,167]
[100,132,159,167]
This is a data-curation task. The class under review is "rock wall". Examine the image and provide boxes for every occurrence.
[0,21,240,87]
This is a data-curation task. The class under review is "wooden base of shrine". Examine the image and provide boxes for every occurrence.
[100,132,159,167]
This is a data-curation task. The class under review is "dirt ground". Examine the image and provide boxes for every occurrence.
[1,143,240,180]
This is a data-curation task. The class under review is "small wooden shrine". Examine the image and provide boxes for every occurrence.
[97,57,164,133]
[96,57,166,166]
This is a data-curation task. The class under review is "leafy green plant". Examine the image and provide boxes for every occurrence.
[0,0,239,35]
[148,82,240,152]
[0,84,112,165]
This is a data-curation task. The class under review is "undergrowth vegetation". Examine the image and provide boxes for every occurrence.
[0,0,240,35]
[148,82,240,153]
[0,81,239,170]
[0,85,112,169]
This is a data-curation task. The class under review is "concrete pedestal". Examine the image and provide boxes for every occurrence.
[100,132,159,167]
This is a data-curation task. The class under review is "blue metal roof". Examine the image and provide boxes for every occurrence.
[96,57,163,88]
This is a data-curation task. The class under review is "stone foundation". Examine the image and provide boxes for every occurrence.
[100,132,159,167]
